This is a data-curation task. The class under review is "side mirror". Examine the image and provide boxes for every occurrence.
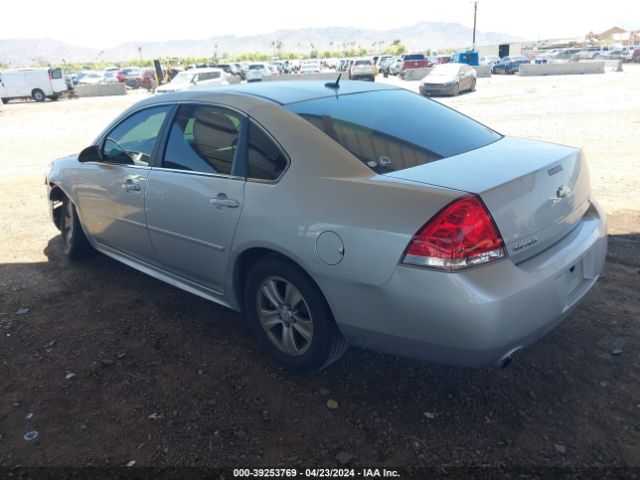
[78,145,101,163]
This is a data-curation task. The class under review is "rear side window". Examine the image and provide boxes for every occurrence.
[163,104,242,175]
[286,89,501,174]
[247,121,287,181]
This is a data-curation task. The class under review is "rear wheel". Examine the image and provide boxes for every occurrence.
[245,256,347,373]
[60,197,96,260]
[31,89,46,102]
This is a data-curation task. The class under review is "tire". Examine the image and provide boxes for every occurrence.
[451,83,460,96]
[31,89,46,102]
[245,256,348,373]
[470,78,476,91]
[59,197,96,260]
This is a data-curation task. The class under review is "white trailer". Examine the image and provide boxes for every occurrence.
[0,67,68,102]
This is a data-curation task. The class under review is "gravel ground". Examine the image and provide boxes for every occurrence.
[0,69,639,473]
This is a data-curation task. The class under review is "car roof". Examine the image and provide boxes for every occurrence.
[156,80,400,106]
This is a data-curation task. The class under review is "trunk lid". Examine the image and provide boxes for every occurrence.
[386,137,592,263]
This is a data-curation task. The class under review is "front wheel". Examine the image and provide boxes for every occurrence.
[470,78,476,91]
[451,83,460,96]
[31,89,46,102]
[245,256,347,373]
[60,197,96,260]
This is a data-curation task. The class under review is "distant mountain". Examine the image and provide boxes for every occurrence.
[0,22,522,66]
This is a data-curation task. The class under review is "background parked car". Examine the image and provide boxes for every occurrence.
[116,67,140,83]
[480,55,501,68]
[78,71,107,85]
[388,58,403,75]
[299,60,321,75]
[493,56,529,74]
[215,63,242,77]
[245,63,269,82]
[155,68,228,94]
[0,66,68,102]
[348,59,375,81]
[125,68,157,91]
[419,63,476,96]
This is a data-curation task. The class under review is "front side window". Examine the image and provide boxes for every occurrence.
[102,106,170,165]
[287,90,501,174]
[163,104,242,175]
[50,68,63,80]
[247,121,287,181]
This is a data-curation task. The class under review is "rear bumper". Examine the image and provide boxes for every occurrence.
[320,200,607,367]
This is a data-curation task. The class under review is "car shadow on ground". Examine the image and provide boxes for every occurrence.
[0,231,638,467]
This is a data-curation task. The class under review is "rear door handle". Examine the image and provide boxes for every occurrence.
[209,193,239,208]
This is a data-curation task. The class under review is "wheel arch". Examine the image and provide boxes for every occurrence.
[231,246,333,318]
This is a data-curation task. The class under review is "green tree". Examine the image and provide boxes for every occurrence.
[384,42,407,56]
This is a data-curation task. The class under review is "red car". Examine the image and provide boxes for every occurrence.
[125,68,157,91]
[402,53,432,69]
[116,67,140,83]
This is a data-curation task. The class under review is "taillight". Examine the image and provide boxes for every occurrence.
[402,195,505,271]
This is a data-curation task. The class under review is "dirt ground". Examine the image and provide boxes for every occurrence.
[0,68,639,473]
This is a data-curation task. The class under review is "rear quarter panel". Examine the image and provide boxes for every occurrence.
[229,103,461,289]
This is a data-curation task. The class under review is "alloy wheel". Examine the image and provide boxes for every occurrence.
[256,276,314,356]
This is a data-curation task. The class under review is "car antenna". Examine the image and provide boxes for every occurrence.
[324,73,341,90]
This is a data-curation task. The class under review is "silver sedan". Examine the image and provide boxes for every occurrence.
[45,81,607,372]
[420,63,477,96]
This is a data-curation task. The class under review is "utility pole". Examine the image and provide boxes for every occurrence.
[472,1,478,51]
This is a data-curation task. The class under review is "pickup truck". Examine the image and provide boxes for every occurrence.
[400,53,432,76]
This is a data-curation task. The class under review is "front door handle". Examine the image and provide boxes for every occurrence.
[209,193,239,208]
[123,182,141,192]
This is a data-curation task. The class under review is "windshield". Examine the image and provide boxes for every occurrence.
[286,89,501,174]
[171,72,195,84]
[354,60,370,66]
[249,64,265,70]
[429,64,461,76]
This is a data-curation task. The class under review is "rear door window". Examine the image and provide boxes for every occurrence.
[162,104,242,175]
[286,89,501,174]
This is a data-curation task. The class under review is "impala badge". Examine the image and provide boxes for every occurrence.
[512,237,539,252]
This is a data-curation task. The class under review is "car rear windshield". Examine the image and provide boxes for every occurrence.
[286,89,501,174]
[404,54,424,61]
[354,60,371,66]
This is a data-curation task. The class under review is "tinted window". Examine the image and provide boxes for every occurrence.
[247,121,287,181]
[103,106,170,165]
[197,72,221,81]
[163,104,241,175]
[287,90,501,174]
[404,54,424,61]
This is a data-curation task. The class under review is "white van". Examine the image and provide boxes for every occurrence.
[0,67,68,102]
